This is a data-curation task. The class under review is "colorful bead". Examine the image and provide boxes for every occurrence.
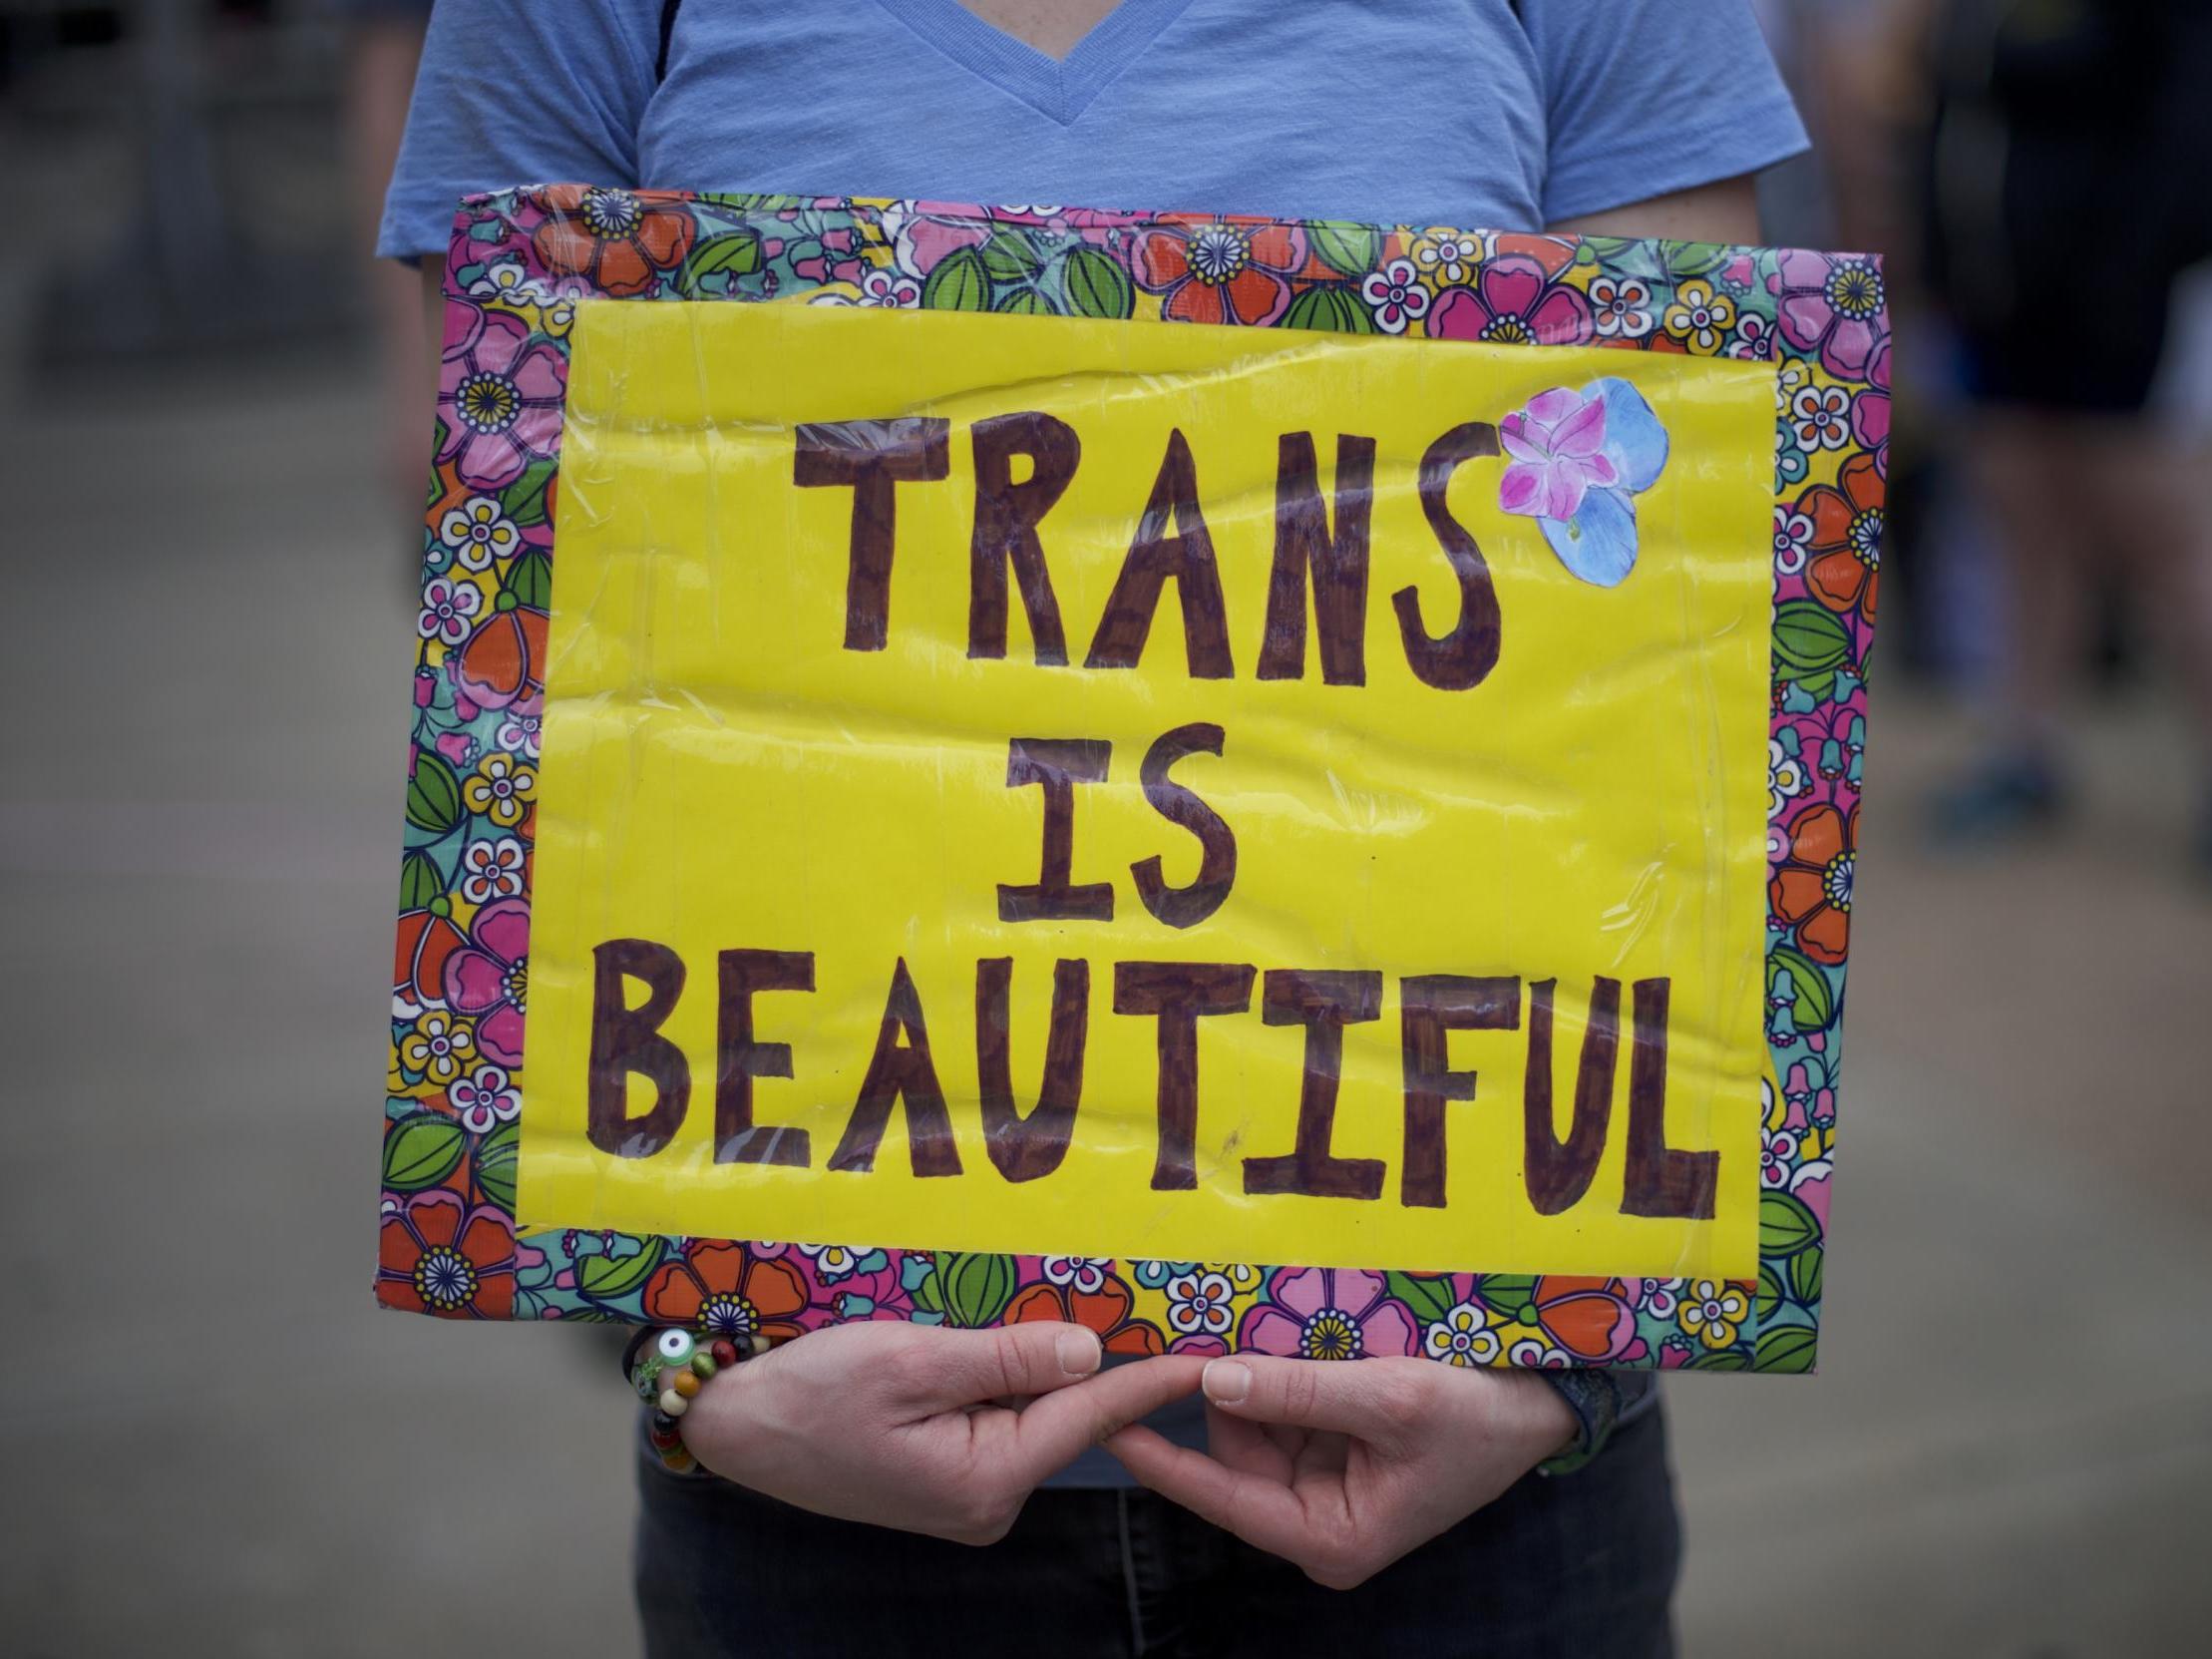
[648,1426,682,1451]
[658,1388,689,1418]
[671,1370,701,1400]
[691,1353,717,1379]
[655,1328,696,1365]
[710,1340,739,1368]
[650,1411,677,1435]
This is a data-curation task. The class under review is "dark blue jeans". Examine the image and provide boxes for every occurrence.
[633,1402,1679,1658]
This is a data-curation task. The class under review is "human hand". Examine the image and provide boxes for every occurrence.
[679,1320,1208,1543]
[1106,1356,1578,1589]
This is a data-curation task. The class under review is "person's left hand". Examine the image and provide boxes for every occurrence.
[1105,1354,1578,1590]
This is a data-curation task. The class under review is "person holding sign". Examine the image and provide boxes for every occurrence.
[380,1,1807,1653]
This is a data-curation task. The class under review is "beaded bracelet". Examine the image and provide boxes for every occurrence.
[628,1326,764,1474]
[1534,1368,1623,1476]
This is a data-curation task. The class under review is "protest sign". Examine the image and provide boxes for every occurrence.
[381,191,1879,1373]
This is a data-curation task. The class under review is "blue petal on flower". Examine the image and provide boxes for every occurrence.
[1586,377,1668,494]
[1541,486,1639,587]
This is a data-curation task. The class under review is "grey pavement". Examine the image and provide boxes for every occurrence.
[2,362,2207,1657]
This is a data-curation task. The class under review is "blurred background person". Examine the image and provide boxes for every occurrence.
[1918,0,2212,869]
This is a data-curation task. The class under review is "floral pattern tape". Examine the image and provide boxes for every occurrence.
[379,187,1881,1377]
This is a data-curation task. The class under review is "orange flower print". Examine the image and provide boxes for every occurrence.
[1799,452,1884,623]
[1130,214,1303,327]
[1525,1277,1639,1363]
[530,186,695,297]
[1770,802,1858,966]
[454,603,548,716]
[1006,1271,1165,1356]
[643,1242,810,1344]
[377,1190,515,1319]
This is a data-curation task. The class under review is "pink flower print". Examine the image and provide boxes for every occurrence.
[416,577,482,645]
[432,731,479,771]
[1426,253,1595,347]
[442,896,530,1066]
[857,268,920,307]
[1786,1060,1838,1129]
[1238,1267,1417,1360]
[1041,1256,1112,1294]
[1760,1122,1800,1188]
[1726,310,1775,362]
[1508,1337,1573,1369]
[1774,504,1816,576]
[450,1062,521,1134]
[1853,340,1892,476]
[1358,257,1430,334]
[1498,387,1618,522]
[1774,251,1889,382]
[438,305,565,490]
[496,710,543,762]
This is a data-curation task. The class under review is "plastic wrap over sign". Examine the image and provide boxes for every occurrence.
[383,190,1881,1374]
[523,300,1771,1279]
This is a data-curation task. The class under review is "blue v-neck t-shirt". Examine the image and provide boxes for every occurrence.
[378,0,1805,258]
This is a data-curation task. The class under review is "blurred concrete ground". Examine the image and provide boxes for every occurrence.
[1,354,2206,1658]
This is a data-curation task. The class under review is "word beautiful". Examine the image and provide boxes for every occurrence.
[586,409,1718,1223]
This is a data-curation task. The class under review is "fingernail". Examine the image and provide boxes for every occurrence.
[1057,1330,1102,1377]
[1203,1360,1251,1404]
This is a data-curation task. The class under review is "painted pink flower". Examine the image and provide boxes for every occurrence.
[438,305,564,489]
[442,896,529,1066]
[1774,251,1889,382]
[1426,253,1595,347]
[1499,387,1618,521]
[1239,1267,1417,1360]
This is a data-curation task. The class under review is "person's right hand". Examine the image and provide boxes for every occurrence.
[676,1321,1207,1543]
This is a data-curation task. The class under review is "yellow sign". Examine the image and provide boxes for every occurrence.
[517,299,1775,1278]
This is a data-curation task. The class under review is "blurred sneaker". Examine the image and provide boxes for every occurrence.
[1927,753,2064,847]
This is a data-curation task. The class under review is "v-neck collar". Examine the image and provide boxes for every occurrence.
[875,0,1197,126]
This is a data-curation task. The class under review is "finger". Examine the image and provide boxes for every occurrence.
[1206,1401,1293,1484]
[1291,1428,1351,1482]
[1002,1354,1212,1483]
[894,1322,1106,1410]
[1199,1356,1433,1448]
[1104,1425,1313,1562]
